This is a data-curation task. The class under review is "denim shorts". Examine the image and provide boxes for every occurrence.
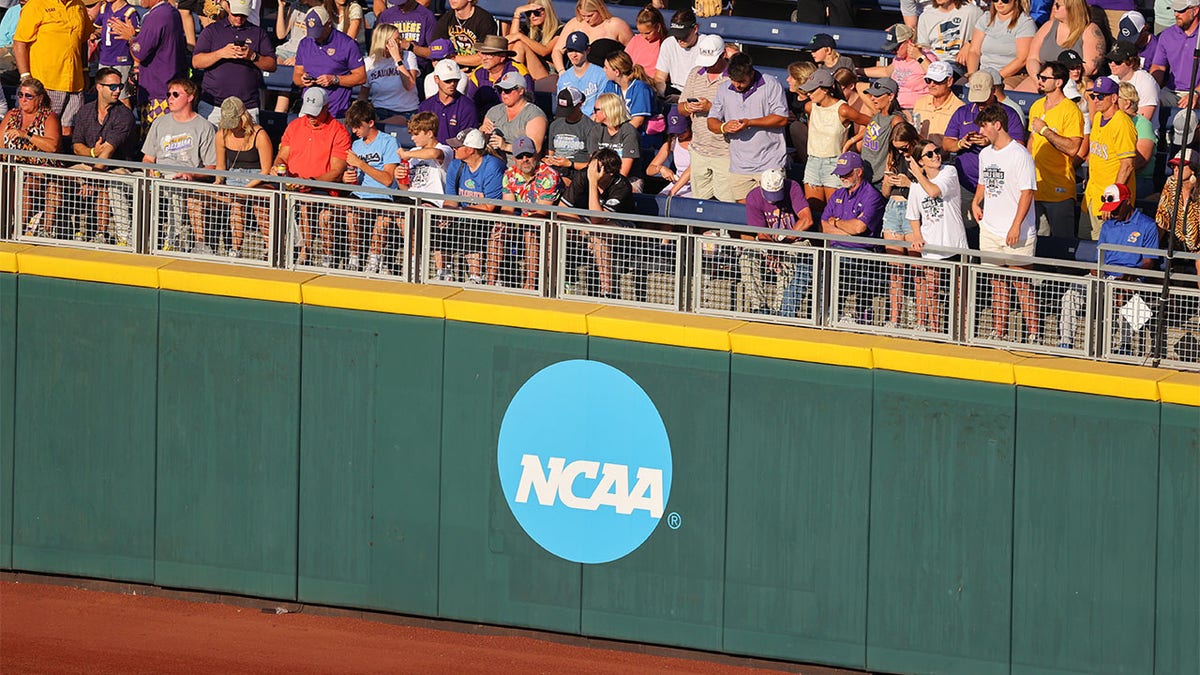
[881,197,911,236]
[803,155,842,189]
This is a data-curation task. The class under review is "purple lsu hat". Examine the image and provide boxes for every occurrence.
[666,106,689,135]
[428,39,454,61]
[832,151,863,176]
[1090,77,1120,96]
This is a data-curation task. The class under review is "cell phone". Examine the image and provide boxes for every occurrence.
[686,98,699,103]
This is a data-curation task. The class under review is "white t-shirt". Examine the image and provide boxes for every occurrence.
[977,140,1037,240]
[917,4,984,63]
[407,142,452,207]
[365,53,421,114]
[905,165,968,259]
[655,36,698,89]
[1110,70,1160,114]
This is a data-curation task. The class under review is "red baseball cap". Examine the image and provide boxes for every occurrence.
[1099,183,1131,212]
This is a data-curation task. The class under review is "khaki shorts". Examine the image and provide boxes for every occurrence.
[979,225,1035,262]
[689,150,735,202]
[728,172,761,202]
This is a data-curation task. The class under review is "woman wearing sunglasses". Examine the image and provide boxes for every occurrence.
[906,139,967,333]
[2,77,63,237]
[505,0,562,81]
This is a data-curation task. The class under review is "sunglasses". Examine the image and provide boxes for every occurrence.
[922,150,939,158]
[1087,92,1110,100]
[993,0,1012,4]
[514,152,535,159]
[527,8,544,16]
[16,92,35,99]
[168,91,186,98]
[1036,74,1057,81]
[101,83,123,91]
[923,77,948,85]
[1101,193,1123,204]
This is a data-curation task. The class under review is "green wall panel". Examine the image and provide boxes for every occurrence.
[297,307,443,616]
[438,321,585,632]
[1012,389,1158,675]
[0,274,13,570]
[867,372,1014,675]
[724,355,872,668]
[580,339,728,652]
[11,277,157,582]
[155,291,300,599]
[1156,403,1199,675]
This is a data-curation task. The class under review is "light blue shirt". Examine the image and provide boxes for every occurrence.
[351,130,399,200]
[555,63,608,117]
[0,5,22,49]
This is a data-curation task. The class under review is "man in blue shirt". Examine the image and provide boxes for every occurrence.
[445,127,505,284]
[555,31,608,116]
[342,100,400,273]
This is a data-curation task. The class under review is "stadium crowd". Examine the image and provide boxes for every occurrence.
[0,0,1196,341]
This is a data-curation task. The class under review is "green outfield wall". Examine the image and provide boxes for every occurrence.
[0,244,1197,675]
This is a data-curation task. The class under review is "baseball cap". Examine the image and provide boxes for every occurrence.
[434,59,462,81]
[966,70,993,103]
[428,39,454,61]
[1107,41,1138,64]
[800,68,835,92]
[865,77,898,97]
[666,105,689,135]
[925,60,954,83]
[511,136,536,157]
[299,87,327,117]
[1170,0,1199,11]
[668,9,697,41]
[1099,183,1131,212]
[564,30,589,52]
[447,128,487,150]
[1090,77,1119,96]
[218,96,246,130]
[883,23,915,53]
[1169,147,1200,168]
[693,34,725,69]
[557,86,584,110]
[228,0,252,16]
[1172,108,1199,145]
[1058,49,1084,70]
[1063,79,1081,100]
[832,151,863,177]
[760,168,787,202]
[305,7,332,41]
[809,33,836,51]
[1118,11,1146,42]
[495,70,526,91]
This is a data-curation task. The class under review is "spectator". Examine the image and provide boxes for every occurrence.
[1060,181,1160,350]
[425,0,497,68]
[467,35,534,115]
[678,35,731,201]
[859,77,907,191]
[332,0,362,43]
[784,60,818,167]
[1082,77,1136,240]
[1091,1,1138,40]
[417,59,478,144]
[588,91,639,177]
[556,31,608,115]
[341,100,399,272]
[396,111,452,277]
[377,0,436,63]
[553,0,632,71]
[1116,81,1156,199]
[708,52,789,202]
[1026,0,1104,84]
[1158,149,1200,286]
[807,33,853,73]
[0,0,23,82]
[561,147,634,298]
[653,7,699,98]
[912,60,963,144]
[273,0,309,65]
[972,103,1039,343]
[864,23,932,113]
[274,87,351,266]
[917,0,983,73]
[881,121,920,328]
[645,105,691,196]
[445,127,505,283]
[503,0,561,82]
[1057,48,1091,142]
[602,49,655,130]
[294,5,366,119]
[545,85,597,186]
[943,70,1026,219]
[742,167,814,317]
[495,134,561,288]
[93,0,140,88]
[1028,60,1084,239]
[1107,40,1158,120]
[967,0,1036,90]
[3,77,62,236]
[481,70,547,165]
[116,0,186,129]
[801,69,871,214]
[625,4,665,81]
[834,66,871,119]
[1150,0,1200,108]
[1115,9,1156,67]
[361,23,419,122]
[141,77,217,253]
[71,67,138,244]
[823,151,885,325]
[906,139,967,333]
[419,40,471,99]
[192,0,277,125]
[214,96,273,259]
[12,0,92,140]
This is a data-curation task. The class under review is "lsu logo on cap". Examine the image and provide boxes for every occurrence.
[497,360,672,564]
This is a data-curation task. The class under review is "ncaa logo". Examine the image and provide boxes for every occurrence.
[497,360,672,564]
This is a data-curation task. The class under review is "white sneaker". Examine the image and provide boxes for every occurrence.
[346,255,360,271]
[366,254,380,274]
[320,255,333,268]
[226,249,240,258]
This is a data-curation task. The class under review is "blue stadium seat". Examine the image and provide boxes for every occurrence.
[631,193,665,218]
[666,196,745,226]
[1004,90,1037,115]
[700,14,887,58]
[259,111,291,146]
[264,65,295,93]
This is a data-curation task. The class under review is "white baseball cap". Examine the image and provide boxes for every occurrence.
[434,59,462,82]
[693,35,725,69]
[447,128,486,150]
[925,60,954,83]
[228,0,252,16]
[299,87,327,117]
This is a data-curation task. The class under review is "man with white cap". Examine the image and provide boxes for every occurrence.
[445,127,506,283]
[1116,9,1157,67]
[707,51,788,202]
[417,58,479,144]
[273,87,352,266]
[741,167,815,317]
[294,5,366,119]
[911,60,962,143]
[679,34,731,201]
[654,7,701,98]
[480,70,547,166]
[1028,60,1084,239]
[1149,0,1200,108]
[192,0,276,125]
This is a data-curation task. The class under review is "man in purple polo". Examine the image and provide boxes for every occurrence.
[942,70,1025,219]
[705,51,788,202]
[1150,0,1200,108]
[294,5,365,119]
[129,0,187,129]
[822,151,886,326]
[417,59,479,143]
[378,0,434,68]
[192,0,276,124]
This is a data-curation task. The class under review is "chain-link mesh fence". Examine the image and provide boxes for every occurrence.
[151,179,277,263]
[419,208,547,294]
[828,248,960,340]
[555,221,682,308]
[1102,280,1200,368]
[966,265,1094,355]
[286,192,412,277]
[692,235,819,325]
[14,165,139,250]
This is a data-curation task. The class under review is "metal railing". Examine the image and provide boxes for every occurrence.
[2,148,1197,371]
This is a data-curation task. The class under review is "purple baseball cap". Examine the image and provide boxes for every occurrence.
[666,106,689,135]
[428,39,454,61]
[1090,77,1119,96]
[832,151,863,176]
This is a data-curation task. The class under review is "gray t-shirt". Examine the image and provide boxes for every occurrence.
[587,122,640,162]
[485,101,547,167]
[974,13,1037,75]
[142,113,217,171]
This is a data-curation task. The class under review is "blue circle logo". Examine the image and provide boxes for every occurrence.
[497,360,672,564]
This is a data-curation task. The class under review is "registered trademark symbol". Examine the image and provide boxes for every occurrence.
[667,512,681,530]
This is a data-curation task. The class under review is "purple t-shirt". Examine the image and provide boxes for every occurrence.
[466,63,536,115]
[377,3,435,68]
[131,1,187,103]
[296,29,365,118]
[823,181,884,250]
[417,92,480,144]
[1139,34,1158,70]
[194,18,275,109]
[944,101,1026,191]
[708,71,789,175]
[1150,24,1199,91]
[746,180,809,232]
[95,2,140,67]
